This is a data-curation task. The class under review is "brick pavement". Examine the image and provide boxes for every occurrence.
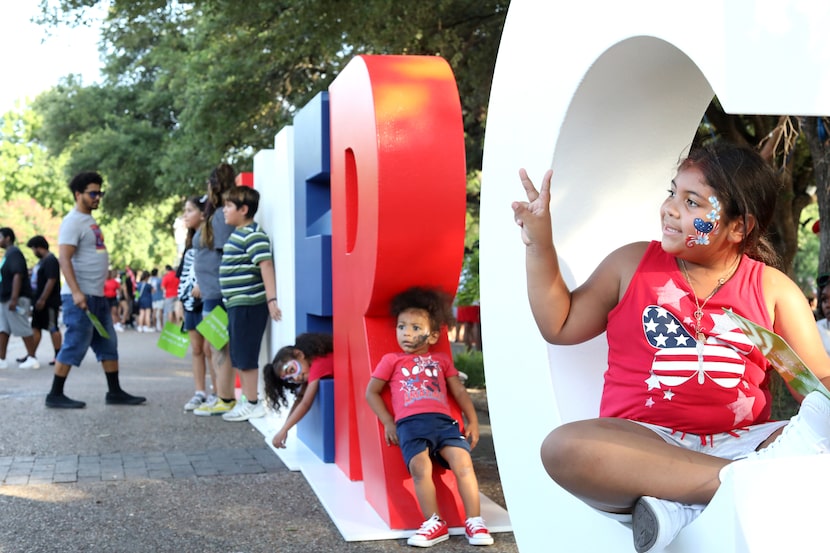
[0,447,282,486]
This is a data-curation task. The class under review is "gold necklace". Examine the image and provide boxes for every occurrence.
[679,257,740,381]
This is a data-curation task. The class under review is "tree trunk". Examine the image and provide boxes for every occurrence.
[799,116,830,277]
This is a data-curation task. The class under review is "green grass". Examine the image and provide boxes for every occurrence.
[453,349,485,388]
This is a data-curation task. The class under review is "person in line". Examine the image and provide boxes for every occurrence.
[815,274,830,355]
[150,268,164,331]
[264,333,333,448]
[218,185,281,422]
[0,228,40,369]
[45,171,146,408]
[26,235,62,366]
[177,195,216,411]
[161,264,180,327]
[135,270,154,332]
[512,143,830,553]
[118,269,134,330]
[105,269,122,332]
[366,286,494,548]
[193,163,238,417]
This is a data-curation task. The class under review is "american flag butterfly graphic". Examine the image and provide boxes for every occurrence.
[642,305,747,389]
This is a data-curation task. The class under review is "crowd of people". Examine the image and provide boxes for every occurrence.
[109,265,180,333]
[2,160,499,547]
[12,142,830,550]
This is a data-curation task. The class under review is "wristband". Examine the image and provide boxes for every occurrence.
[267,298,278,304]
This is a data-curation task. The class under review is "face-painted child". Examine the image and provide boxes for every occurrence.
[396,307,440,355]
[660,165,727,257]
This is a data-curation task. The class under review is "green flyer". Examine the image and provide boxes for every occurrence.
[724,308,830,400]
[197,305,229,349]
[86,311,110,339]
[157,322,190,358]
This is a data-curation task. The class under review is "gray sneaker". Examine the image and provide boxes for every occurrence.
[184,393,206,411]
[633,496,703,553]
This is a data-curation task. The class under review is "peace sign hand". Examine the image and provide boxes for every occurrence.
[512,168,553,247]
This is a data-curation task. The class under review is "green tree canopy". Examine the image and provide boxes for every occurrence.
[35,0,508,218]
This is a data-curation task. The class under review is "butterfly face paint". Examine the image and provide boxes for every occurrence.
[280,359,303,381]
[686,195,721,248]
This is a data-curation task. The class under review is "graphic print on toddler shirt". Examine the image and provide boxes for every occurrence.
[398,355,444,408]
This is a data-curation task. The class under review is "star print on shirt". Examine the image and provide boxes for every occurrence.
[727,389,756,425]
[645,373,662,391]
[655,278,688,310]
[710,312,755,354]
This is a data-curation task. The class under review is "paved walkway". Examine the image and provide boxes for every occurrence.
[0,447,283,485]
[0,327,517,553]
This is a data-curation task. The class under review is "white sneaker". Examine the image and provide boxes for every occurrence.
[0,358,7,369]
[221,399,266,422]
[18,356,40,370]
[114,322,124,332]
[632,496,704,553]
[745,390,830,461]
[184,392,207,411]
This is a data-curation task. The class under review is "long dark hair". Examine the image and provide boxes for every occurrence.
[679,142,782,268]
[184,195,207,250]
[200,163,236,249]
[263,333,334,412]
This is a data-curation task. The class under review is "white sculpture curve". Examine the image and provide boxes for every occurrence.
[480,1,830,551]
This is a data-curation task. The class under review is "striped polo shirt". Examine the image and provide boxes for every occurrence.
[219,222,272,308]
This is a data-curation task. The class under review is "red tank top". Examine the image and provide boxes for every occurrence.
[600,241,773,434]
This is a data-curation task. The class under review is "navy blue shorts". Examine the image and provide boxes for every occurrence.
[227,302,268,370]
[396,413,471,471]
[202,298,223,313]
[182,309,203,332]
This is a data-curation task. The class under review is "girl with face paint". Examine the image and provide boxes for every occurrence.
[263,333,334,449]
[514,142,830,553]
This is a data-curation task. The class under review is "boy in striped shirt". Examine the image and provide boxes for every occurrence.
[219,186,282,422]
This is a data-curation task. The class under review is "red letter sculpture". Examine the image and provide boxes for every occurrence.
[330,55,467,529]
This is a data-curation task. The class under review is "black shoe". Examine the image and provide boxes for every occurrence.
[45,393,86,409]
[105,391,146,405]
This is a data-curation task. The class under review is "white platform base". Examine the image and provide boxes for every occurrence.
[250,411,512,542]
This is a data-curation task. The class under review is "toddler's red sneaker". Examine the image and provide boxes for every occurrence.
[407,514,449,547]
[465,516,494,546]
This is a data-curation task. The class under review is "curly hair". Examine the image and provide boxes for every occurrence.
[389,286,455,331]
[263,333,334,412]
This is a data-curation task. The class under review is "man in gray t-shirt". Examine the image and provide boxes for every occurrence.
[46,171,146,409]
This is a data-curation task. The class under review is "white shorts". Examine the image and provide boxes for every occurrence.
[632,419,789,460]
